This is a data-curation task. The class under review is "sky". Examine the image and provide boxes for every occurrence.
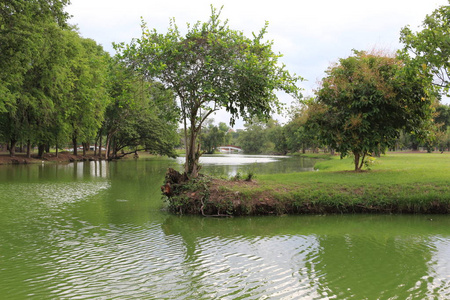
[66,0,450,128]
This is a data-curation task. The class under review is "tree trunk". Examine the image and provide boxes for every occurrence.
[72,137,78,156]
[9,139,17,157]
[82,142,87,156]
[105,135,110,160]
[26,140,31,158]
[186,125,200,178]
[37,144,45,158]
[98,134,103,158]
[354,151,360,172]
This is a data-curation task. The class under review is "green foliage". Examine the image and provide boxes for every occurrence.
[400,2,450,91]
[0,0,70,112]
[63,32,110,154]
[0,0,71,154]
[0,1,178,159]
[103,60,178,158]
[116,5,302,176]
[200,120,226,154]
[312,50,434,171]
[284,97,323,154]
[238,120,269,154]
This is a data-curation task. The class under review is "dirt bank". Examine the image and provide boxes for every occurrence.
[162,171,450,216]
[0,152,101,165]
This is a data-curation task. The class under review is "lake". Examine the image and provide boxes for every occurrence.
[0,155,449,299]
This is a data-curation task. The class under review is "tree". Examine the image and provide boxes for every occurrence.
[116,6,301,177]
[63,33,110,156]
[238,120,270,154]
[200,120,225,154]
[400,1,450,91]
[0,0,71,111]
[434,104,450,152]
[313,50,434,171]
[0,0,71,156]
[285,97,322,154]
[102,60,178,159]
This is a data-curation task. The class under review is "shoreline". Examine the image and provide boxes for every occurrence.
[164,177,450,216]
[163,153,450,216]
[0,152,103,165]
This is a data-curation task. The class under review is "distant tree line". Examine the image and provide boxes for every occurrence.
[2,1,450,173]
[0,0,179,159]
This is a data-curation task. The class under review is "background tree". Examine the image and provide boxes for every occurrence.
[400,1,450,91]
[313,50,434,171]
[433,104,450,152]
[117,6,301,177]
[0,0,70,114]
[102,60,178,159]
[238,120,271,154]
[63,33,110,156]
[200,120,225,154]
[0,0,71,156]
[285,98,323,154]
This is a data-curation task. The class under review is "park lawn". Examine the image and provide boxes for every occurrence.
[262,152,450,185]
[211,152,450,215]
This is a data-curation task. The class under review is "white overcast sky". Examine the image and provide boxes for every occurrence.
[66,0,450,127]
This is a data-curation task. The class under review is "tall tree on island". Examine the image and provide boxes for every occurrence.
[312,50,434,171]
[116,6,301,177]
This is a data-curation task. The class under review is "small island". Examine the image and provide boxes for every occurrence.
[162,152,450,216]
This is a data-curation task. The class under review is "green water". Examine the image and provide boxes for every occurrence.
[0,156,449,299]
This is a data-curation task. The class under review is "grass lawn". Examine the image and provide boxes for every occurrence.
[261,152,450,185]
[204,152,450,215]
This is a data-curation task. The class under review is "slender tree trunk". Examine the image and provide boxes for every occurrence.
[359,152,366,170]
[183,114,189,174]
[26,140,31,158]
[354,151,360,171]
[9,139,17,157]
[82,142,87,156]
[105,133,112,160]
[72,137,78,156]
[98,134,103,158]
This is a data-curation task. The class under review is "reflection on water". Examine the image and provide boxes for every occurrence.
[0,158,449,299]
[177,154,316,176]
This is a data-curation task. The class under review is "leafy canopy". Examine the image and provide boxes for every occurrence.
[116,6,302,176]
[313,50,434,171]
[400,1,450,91]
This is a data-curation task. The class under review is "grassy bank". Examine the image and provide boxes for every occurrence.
[167,153,450,215]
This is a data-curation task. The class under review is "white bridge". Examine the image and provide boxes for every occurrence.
[217,145,243,153]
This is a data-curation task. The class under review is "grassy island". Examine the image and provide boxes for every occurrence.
[164,152,450,215]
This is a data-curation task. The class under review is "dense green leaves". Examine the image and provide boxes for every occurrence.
[0,1,178,158]
[103,61,178,159]
[312,50,434,171]
[116,6,302,176]
[400,1,450,91]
